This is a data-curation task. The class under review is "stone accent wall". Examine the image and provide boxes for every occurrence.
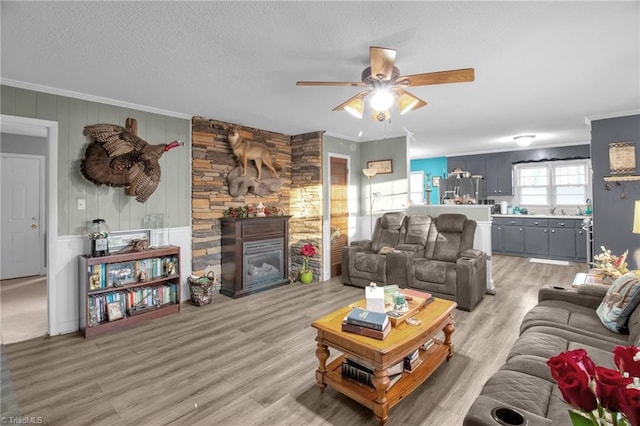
[290,131,324,279]
[191,117,291,277]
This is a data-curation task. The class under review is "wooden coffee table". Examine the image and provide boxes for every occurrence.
[311,297,456,425]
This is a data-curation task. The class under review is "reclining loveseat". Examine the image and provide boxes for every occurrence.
[341,211,487,311]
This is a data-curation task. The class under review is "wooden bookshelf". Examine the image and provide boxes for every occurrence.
[78,246,181,338]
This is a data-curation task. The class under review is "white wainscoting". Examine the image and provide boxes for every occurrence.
[50,226,192,336]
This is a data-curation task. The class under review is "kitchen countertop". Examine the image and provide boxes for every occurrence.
[492,214,590,220]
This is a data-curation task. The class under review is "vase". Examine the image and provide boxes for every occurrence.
[299,270,313,284]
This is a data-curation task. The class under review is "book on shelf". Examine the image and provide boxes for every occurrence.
[341,359,403,389]
[345,355,404,376]
[345,307,389,331]
[341,321,391,340]
[421,338,435,351]
[404,357,423,373]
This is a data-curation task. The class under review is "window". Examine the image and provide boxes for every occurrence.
[515,159,591,208]
[410,171,425,204]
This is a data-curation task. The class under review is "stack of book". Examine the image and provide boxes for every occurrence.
[341,356,403,389]
[403,348,423,373]
[342,307,391,340]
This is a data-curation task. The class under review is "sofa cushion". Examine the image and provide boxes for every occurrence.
[520,299,627,345]
[404,215,431,246]
[413,259,454,284]
[371,212,406,252]
[478,370,554,419]
[352,252,386,274]
[596,271,640,333]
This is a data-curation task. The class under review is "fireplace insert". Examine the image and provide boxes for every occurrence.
[243,238,285,291]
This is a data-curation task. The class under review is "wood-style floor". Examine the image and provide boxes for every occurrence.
[3,255,586,426]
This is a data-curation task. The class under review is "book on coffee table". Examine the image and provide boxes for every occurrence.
[341,321,391,340]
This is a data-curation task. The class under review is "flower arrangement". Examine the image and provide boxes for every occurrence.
[223,204,282,219]
[300,243,316,272]
[547,346,640,425]
[592,246,630,278]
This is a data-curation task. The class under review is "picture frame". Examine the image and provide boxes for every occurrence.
[432,176,441,187]
[108,229,151,253]
[609,142,636,175]
[106,261,136,287]
[367,159,393,174]
[107,301,124,321]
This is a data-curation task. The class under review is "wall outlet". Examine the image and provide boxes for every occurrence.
[77,199,86,211]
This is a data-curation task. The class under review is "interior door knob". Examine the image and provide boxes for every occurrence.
[32,224,38,229]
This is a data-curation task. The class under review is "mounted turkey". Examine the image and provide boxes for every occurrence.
[81,119,183,203]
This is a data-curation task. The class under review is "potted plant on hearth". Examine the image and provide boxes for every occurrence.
[299,243,316,284]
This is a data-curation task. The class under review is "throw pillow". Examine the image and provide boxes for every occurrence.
[596,271,640,333]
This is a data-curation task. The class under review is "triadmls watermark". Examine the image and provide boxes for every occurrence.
[0,417,44,425]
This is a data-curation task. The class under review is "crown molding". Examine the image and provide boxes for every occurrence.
[584,109,640,125]
[1,78,193,120]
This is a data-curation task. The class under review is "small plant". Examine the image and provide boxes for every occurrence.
[300,243,316,272]
[223,204,282,219]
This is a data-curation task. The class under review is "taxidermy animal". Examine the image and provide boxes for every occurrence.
[223,124,279,180]
[81,122,183,203]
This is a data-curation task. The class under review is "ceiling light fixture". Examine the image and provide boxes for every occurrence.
[514,134,536,147]
[370,89,394,112]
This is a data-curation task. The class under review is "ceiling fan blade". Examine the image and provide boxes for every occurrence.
[369,46,396,81]
[296,81,367,87]
[396,68,475,87]
[392,88,427,114]
[332,90,371,119]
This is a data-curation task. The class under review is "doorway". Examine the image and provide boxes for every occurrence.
[329,156,349,278]
[0,114,58,342]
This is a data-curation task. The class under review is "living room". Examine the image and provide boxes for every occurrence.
[1,2,639,425]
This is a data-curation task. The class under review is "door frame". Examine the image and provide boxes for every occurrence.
[0,152,46,276]
[324,152,351,281]
[1,114,58,336]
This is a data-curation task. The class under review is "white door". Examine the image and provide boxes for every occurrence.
[1,154,42,279]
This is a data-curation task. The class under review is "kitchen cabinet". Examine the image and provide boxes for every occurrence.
[485,154,513,196]
[524,219,549,256]
[502,218,524,254]
[549,219,576,259]
[491,218,504,253]
[576,228,587,261]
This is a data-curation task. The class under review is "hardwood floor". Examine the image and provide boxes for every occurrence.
[2,255,586,426]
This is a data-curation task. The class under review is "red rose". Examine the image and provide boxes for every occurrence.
[619,387,640,426]
[300,244,316,257]
[547,349,596,381]
[556,370,598,412]
[614,346,640,378]
[595,366,633,412]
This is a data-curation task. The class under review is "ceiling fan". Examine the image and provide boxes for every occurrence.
[296,46,474,121]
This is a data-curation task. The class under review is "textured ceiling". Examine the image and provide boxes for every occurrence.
[1,1,639,158]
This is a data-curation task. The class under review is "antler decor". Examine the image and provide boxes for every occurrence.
[80,118,183,203]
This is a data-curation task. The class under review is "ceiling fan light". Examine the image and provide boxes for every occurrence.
[370,90,394,112]
[514,134,536,147]
[344,98,364,119]
[397,93,420,115]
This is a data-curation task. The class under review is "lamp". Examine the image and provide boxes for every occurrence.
[395,88,428,115]
[633,200,640,234]
[363,168,378,237]
[514,135,536,147]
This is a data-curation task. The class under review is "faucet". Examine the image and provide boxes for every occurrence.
[550,207,556,215]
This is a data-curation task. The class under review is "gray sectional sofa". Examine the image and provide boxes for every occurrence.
[341,211,487,311]
[464,283,639,425]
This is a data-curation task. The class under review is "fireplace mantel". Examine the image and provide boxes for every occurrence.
[221,215,291,298]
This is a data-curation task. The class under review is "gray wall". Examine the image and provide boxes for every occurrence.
[591,114,640,269]
[1,85,191,236]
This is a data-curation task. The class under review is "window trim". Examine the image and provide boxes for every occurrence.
[515,159,591,209]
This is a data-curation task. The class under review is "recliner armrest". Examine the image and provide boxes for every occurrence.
[460,248,484,259]
[538,287,603,309]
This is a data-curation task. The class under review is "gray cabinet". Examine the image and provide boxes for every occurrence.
[524,219,549,256]
[502,218,524,254]
[485,154,513,196]
[548,220,576,259]
[491,218,504,253]
[576,228,587,261]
